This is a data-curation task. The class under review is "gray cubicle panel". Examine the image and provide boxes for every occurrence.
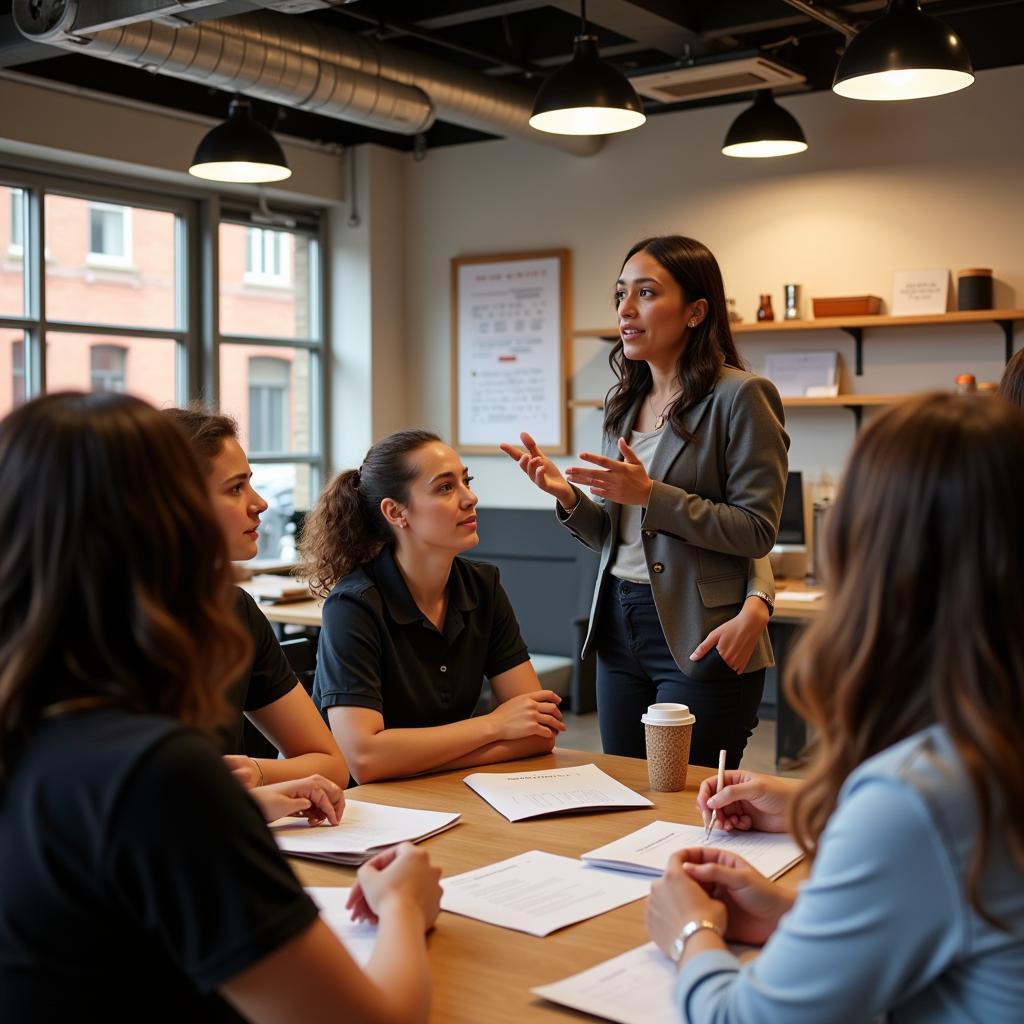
[470,508,600,713]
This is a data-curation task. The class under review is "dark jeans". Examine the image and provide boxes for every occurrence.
[595,578,764,768]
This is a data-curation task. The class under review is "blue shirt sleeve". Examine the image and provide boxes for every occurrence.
[674,774,963,1023]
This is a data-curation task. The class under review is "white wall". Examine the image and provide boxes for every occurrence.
[402,64,1024,508]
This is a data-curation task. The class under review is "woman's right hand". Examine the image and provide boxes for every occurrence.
[346,844,442,930]
[698,770,798,834]
[499,432,578,511]
[488,690,566,741]
[676,847,793,946]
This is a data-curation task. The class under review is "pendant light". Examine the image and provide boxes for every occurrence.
[189,97,292,184]
[833,0,974,101]
[722,91,808,159]
[529,0,645,136]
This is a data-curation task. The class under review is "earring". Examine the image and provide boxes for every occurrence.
[688,319,698,327]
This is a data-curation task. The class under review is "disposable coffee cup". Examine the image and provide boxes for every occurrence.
[641,703,696,792]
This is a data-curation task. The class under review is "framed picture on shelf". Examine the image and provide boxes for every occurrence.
[451,249,570,454]
[891,268,950,316]
[764,350,839,397]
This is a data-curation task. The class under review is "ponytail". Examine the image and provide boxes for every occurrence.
[300,429,439,597]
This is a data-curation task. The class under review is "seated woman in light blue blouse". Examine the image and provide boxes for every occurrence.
[646,392,1024,1024]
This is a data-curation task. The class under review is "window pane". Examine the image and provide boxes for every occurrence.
[45,195,178,329]
[250,463,316,561]
[1,332,28,416]
[220,344,315,456]
[46,333,178,407]
[0,187,25,317]
[219,223,317,340]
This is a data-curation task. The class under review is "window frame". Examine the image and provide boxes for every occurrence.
[85,201,134,269]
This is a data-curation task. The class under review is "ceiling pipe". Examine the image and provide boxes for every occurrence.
[779,0,858,38]
[13,0,602,154]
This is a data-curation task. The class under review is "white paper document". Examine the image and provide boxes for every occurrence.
[533,941,757,1024]
[764,350,839,397]
[272,800,460,865]
[533,942,679,1024]
[463,763,653,822]
[305,887,376,967]
[777,589,824,603]
[582,821,804,880]
[440,850,651,936]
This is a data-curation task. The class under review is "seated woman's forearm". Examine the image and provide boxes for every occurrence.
[342,715,503,784]
[434,733,557,773]
[255,751,349,788]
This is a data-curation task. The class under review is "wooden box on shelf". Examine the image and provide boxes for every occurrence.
[812,295,882,317]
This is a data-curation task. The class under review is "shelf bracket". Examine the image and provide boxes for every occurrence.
[840,326,863,375]
[996,319,1014,364]
[842,403,864,431]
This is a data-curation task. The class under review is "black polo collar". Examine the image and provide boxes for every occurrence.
[374,546,480,631]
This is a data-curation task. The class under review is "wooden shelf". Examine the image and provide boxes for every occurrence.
[568,398,605,409]
[575,309,1024,341]
[782,393,912,407]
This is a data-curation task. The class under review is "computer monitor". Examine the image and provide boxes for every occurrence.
[771,472,806,577]
[776,471,805,546]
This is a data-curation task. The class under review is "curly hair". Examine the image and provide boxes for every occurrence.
[300,429,440,598]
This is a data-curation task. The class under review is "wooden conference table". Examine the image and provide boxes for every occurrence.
[289,747,807,1024]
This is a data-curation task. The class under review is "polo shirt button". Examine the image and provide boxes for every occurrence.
[439,665,447,673]
[652,562,664,573]
[642,530,655,538]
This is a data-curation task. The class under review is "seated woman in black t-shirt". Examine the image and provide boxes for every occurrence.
[303,430,566,783]
[166,407,347,790]
[0,392,440,1024]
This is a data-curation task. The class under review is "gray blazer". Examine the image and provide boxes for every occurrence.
[558,365,789,677]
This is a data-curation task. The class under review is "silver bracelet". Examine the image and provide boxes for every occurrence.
[671,918,723,963]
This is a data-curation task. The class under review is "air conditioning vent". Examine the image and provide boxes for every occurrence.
[630,56,806,104]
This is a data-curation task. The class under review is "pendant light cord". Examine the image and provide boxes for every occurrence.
[580,0,588,35]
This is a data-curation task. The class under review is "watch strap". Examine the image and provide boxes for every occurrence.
[670,918,723,963]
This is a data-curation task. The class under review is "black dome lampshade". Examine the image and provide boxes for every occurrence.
[529,1,645,136]
[722,91,808,159]
[833,0,974,101]
[189,97,292,184]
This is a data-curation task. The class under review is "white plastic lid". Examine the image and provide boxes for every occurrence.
[641,702,696,727]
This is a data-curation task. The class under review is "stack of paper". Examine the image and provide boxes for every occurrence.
[272,799,460,865]
[582,821,804,881]
[305,888,377,967]
[463,763,653,822]
[245,574,311,603]
[440,850,651,936]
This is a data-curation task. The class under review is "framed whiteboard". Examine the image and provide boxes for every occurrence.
[452,249,570,454]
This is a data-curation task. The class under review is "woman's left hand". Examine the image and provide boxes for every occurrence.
[690,596,770,674]
[647,852,728,959]
[250,775,346,826]
[564,437,653,506]
[223,753,262,789]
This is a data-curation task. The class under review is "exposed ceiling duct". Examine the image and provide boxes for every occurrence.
[12,1,602,155]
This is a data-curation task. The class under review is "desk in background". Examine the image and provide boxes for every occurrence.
[771,580,828,766]
[291,747,806,1024]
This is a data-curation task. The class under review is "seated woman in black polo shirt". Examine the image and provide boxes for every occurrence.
[166,407,348,790]
[0,392,440,1023]
[303,429,566,783]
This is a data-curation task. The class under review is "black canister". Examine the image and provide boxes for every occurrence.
[957,268,993,311]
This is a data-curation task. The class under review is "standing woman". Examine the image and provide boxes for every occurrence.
[0,393,441,1023]
[165,407,348,790]
[503,237,788,767]
[303,430,565,784]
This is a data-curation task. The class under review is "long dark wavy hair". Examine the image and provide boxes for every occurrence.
[997,346,1024,408]
[301,429,440,598]
[785,393,1024,926]
[604,236,745,440]
[0,392,251,793]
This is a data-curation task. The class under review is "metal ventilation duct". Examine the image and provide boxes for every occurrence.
[13,0,602,155]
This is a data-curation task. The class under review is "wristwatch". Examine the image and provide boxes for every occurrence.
[749,589,774,616]
[671,918,723,963]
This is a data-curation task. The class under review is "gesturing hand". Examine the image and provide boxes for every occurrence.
[347,844,442,930]
[564,437,653,507]
[499,432,577,510]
